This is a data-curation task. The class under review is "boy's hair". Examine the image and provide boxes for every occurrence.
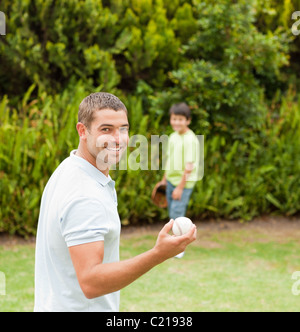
[169,102,191,120]
[78,92,127,129]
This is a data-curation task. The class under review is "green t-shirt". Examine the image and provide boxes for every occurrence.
[165,129,200,189]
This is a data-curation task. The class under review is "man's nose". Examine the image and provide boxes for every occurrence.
[112,129,120,145]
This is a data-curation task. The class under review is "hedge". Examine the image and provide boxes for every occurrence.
[0,0,299,235]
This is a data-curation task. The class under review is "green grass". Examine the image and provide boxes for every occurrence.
[0,223,300,312]
[119,229,300,312]
[0,244,35,312]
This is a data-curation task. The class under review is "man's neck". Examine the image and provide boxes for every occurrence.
[75,146,110,177]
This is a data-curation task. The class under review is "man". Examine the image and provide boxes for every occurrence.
[34,92,197,312]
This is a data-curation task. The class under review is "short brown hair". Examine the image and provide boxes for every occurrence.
[169,102,191,120]
[78,92,127,129]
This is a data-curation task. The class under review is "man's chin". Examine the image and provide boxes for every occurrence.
[96,149,125,171]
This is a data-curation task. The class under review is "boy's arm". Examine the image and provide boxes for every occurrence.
[68,219,197,299]
[172,162,194,200]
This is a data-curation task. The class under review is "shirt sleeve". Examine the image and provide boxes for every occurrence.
[59,197,109,247]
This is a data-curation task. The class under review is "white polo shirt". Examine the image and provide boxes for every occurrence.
[34,150,121,312]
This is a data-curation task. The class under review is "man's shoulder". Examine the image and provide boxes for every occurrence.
[45,156,102,202]
[49,156,86,184]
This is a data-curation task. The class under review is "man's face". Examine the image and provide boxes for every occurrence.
[85,109,129,171]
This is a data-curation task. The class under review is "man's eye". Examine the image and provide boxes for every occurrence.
[120,127,129,133]
[102,128,111,132]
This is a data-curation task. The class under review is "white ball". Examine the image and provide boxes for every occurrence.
[172,217,193,236]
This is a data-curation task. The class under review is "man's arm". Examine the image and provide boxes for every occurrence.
[69,219,197,299]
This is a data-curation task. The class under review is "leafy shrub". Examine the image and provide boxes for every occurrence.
[1,86,299,235]
[0,0,299,235]
[0,84,86,235]
[189,88,300,220]
[149,0,290,134]
[0,0,188,96]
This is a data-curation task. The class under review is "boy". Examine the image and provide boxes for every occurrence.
[34,93,197,312]
[161,103,200,257]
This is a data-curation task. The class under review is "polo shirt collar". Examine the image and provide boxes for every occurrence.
[70,150,113,187]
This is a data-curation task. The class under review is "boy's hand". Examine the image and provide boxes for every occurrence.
[172,186,183,200]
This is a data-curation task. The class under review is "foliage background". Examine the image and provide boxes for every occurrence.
[0,0,299,235]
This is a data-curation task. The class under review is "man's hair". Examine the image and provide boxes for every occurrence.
[78,92,127,128]
[169,102,191,120]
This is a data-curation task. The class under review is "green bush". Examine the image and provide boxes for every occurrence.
[1,86,299,235]
[0,0,299,235]
[189,89,300,220]
[149,0,290,133]
[0,84,86,235]
[0,0,189,96]
[0,0,295,99]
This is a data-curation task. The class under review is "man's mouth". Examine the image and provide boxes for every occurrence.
[106,147,121,152]
[104,144,126,153]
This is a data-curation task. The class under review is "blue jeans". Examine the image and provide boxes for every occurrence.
[166,181,193,220]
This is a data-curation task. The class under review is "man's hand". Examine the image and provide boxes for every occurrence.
[153,219,197,261]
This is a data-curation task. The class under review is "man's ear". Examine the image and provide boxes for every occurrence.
[76,122,88,140]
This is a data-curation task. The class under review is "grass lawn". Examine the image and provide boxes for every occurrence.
[0,217,300,312]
